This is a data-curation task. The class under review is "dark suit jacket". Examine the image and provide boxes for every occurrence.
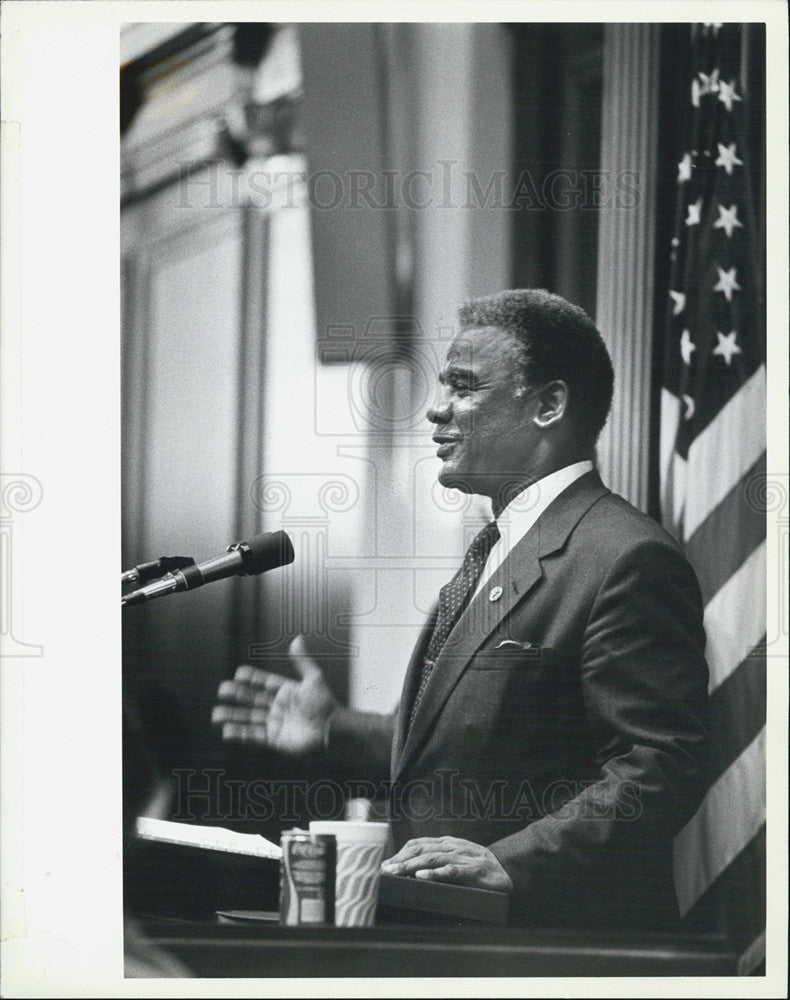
[331,471,710,929]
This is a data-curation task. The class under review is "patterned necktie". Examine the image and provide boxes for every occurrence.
[408,520,500,730]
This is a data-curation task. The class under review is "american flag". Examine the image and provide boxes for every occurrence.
[659,23,766,972]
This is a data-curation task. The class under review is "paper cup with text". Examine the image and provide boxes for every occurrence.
[308,821,389,926]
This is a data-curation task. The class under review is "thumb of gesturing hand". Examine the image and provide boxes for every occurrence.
[288,634,322,681]
[272,634,338,754]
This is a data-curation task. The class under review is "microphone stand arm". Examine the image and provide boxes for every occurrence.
[121,556,196,586]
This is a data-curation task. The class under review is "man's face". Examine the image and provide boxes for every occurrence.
[428,325,538,500]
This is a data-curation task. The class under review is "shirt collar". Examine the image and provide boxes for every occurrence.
[495,460,594,537]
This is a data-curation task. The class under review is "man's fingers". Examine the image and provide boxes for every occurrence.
[383,837,454,865]
[230,643,321,687]
[414,864,468,884]
[216,679,275,708]
[393,851,452,872]
[233,664,288,693]
[382,846,460,876]
[288,635,321,680]
[220,722,268,744]
[383,839,512,894]
[212,705,269,725]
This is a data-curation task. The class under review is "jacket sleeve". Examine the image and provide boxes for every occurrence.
[324,706,396,785]
[488,538,710,925]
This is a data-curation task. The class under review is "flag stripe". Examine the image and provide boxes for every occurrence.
[684,452,766,605]
[707,641,766,784]
[664,451,688,538]
[683,366,766,540]
[703,540,766,692]
[673,728,765,916]
[659,388,687,536]
[726,828,767,949]
[659,387,681,497]
[681,824,766,946]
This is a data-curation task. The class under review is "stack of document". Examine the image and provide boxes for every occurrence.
[135,817,282,860]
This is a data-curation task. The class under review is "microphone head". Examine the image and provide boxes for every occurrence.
[241,530,295,575]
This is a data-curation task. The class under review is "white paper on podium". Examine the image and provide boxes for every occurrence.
[135,816,283,860]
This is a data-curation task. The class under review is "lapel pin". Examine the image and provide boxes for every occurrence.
[489,585,503,602]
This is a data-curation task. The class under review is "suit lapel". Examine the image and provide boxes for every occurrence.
[393,470,609,780]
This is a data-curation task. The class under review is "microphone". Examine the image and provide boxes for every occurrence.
[122,556,196,586]
[122,530,294,606]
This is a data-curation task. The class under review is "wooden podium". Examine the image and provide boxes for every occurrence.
[126,823,740,976]
[126,831,509,926]
[138,919,740,977]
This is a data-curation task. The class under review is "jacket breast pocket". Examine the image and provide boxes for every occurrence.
[469,643,550,671]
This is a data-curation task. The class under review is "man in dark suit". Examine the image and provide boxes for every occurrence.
[213,289,710,928]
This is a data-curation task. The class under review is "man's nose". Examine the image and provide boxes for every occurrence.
[427,394,452,425]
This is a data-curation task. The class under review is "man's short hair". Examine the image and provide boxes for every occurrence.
[458,289,614,446]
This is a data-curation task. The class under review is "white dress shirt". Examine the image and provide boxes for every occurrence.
[472,460,594,600]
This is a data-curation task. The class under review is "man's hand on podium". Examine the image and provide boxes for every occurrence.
[211,636,338,755]
[381,837,515,894]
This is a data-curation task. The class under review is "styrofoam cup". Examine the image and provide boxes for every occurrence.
[308,821,389,926]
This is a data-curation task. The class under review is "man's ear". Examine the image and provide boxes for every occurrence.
[532,380,568,429]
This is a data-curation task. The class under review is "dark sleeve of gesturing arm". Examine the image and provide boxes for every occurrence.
[488,539,710,924]
[325,707,396,785]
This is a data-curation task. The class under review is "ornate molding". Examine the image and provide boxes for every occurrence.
[121,23,300,204]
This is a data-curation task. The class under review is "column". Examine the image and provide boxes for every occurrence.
[595,24,660,512]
